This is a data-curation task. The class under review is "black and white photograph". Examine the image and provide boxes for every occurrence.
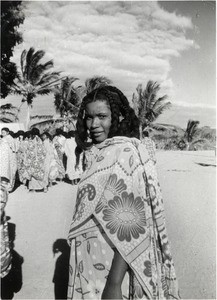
[1,1,216,299]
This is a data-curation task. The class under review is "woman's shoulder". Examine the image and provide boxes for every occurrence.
[103,136,144,157]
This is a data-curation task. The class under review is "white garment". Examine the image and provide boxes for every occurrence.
[64,138,81,180]
[0,137,17,190]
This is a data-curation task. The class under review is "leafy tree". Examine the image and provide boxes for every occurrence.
[132,81,171,138]
[11,47,61,129]
[53,77,83,131]
[54,77,82,118]
[178,119,206,150]
[0,103,19,123]
[84,76,112,94]
[1,1,25,98]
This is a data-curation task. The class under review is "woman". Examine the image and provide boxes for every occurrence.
[67,86,179,299]
[52,128,66,180]
[26,128,47,192]
[1,128,17,191]
[64,131,81,184]
[42,132,65,191]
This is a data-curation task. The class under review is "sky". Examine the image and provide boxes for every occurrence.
[3,0,216,128]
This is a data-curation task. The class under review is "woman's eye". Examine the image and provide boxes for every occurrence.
[99,115,106,119]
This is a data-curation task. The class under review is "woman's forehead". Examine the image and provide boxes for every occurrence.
[85,100,111,112]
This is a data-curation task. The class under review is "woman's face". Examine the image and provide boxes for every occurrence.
[85,100,112,144]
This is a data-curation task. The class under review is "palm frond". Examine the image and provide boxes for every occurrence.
[150,102,171,120]
[37,88,54,95]
[29,50,45,72]
[36,72,61,87]
[0,117,15,123]
[0,103,18,111]
[191,138,207,145]
[151,95,168,110]
[184,120,200,142]
[30,114,54,120]
[25,47,35,80]
[85,76,112,94]
[20,49,27,76]
[149,123,169,131]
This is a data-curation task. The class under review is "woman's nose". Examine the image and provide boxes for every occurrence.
[91,117,100,128]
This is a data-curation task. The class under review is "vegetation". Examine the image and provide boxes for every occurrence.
[0,103,19,123]
[132,81,171,138]
[11,47,62,129]
[178,120,207,150]
[150,122,216,151]
[84,76,112,94]
[1,1,25,98]
[54,77,81,118]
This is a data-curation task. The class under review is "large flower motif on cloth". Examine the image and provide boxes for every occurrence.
[96,174,127,214]
[102,191,146,242]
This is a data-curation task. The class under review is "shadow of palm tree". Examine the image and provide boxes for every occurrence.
[1,222,24,300]
[52,239,70,299]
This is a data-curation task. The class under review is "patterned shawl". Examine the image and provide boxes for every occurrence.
[68,136,179,299]
[26,137,46,180]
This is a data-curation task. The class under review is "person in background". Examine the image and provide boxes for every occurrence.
[52,129,66,181]
[67,86,179,299]
[0,177,12,282]
[1,128,17,191]
[26,128,47,192]
[41,132,65,191]
[17,131,31,189]
[0,177,24,299]
[64,131,81,185]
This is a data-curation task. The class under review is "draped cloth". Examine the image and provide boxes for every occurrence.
[64,138,81,181]
[0,137,17,191]
[68,137,179,299]
[43,139,65,183]
[1,181,12,278]
[26,137,47,190]
[17,140,30,184]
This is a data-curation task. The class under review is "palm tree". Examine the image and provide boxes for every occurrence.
[11,47,62,129]
[0,103,19,123]
[84,76,112,94]
[179,119,206,150]
[54,77,82,118]
[132,81,171,139]
[54,76,83,131]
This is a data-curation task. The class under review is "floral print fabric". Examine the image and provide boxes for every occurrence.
[68,136,179,299]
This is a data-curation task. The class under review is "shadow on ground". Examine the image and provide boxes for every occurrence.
[1,222,24,300]
[52,239,70,300]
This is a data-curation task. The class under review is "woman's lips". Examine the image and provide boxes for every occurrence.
[91,132,103,136]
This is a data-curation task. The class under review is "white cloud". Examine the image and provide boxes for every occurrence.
[12,1,197,99]
[172,101,216,109]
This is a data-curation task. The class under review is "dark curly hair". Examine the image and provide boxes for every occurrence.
[75,85,139,150]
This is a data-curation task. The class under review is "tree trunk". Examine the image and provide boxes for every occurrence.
[26,104,31,130]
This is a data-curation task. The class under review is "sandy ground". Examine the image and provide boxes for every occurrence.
[4,150,216,300]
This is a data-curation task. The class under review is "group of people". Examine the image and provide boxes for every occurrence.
[0,127,81,193]
[1,84,180,300]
